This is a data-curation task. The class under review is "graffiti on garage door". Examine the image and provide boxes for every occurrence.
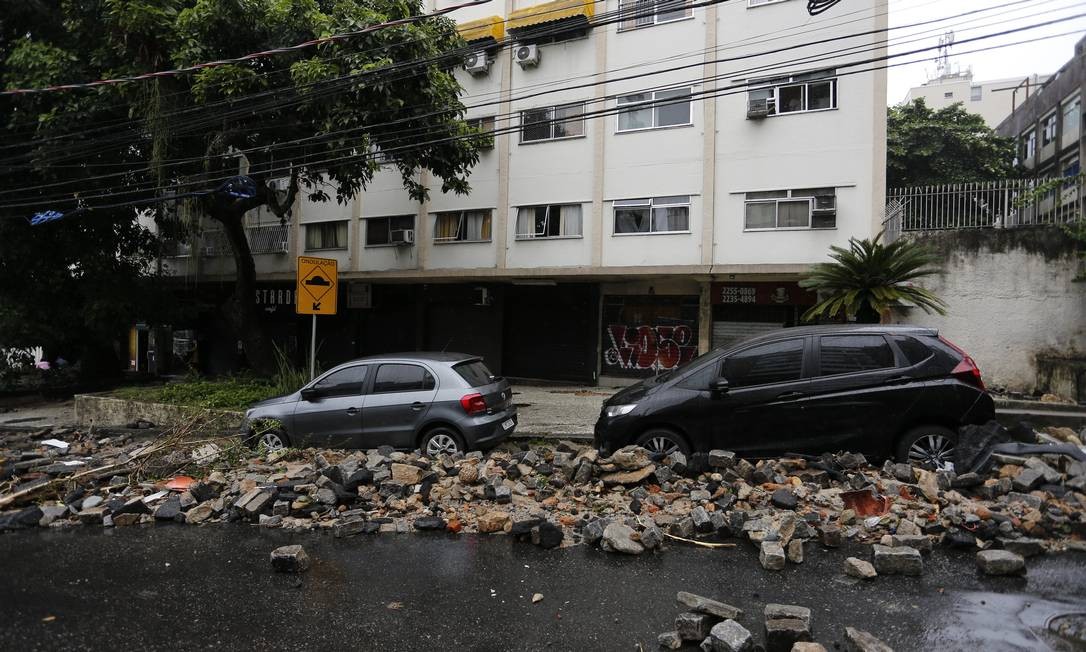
[603,323,698,373]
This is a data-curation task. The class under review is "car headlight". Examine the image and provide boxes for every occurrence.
[604,404,637,418]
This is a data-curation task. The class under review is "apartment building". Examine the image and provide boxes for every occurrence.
[997,35,1084,187]
[165,0,888,385]
[903,71,1050,129]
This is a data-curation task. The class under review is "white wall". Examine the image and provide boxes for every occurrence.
[894,231,1086,395]
[903,75,1049,129]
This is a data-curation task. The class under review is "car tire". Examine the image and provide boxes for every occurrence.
[251,428,289,452]
[896,425,957,469]
[421,426,465,457]
[635,428,691,459]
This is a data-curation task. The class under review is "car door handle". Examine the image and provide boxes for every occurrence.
[776,392,805,401]
[411,402,425,411]
[346,407,358,416]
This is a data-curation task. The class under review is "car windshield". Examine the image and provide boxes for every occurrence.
[453,359,495,387]
[651,348,721,384]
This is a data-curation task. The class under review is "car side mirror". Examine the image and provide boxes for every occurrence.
[709,377,730,394]
[300,387,321,401]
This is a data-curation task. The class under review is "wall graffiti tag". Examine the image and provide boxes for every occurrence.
[603,323,697,372]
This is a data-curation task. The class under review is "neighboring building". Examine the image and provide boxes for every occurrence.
[997,35,1085,185]
[162,0,888,385]
[903,70,1050,128]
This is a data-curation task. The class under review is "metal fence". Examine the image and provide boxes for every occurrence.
[883,177,1084,239]
[168,223,290,257]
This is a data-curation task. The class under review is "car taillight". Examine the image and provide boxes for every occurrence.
[940,336,985,390]
[459,393,487,415]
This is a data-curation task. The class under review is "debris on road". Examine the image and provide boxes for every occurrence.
[270,544,310,573]
[1,420,1084,580]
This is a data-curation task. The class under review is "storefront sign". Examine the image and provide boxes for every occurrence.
[711,282,815,306]
[255,287,295,310]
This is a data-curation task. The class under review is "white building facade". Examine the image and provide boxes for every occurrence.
[903,71,1050,129]
[167,0,888,384]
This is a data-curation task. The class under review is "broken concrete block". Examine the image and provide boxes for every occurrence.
[760,541,786,570]
[677,592,742,620]
[844,557,877,580]
[844,627,893,652]
[765,604,811,628]
[872,544,922,576]
[270,544,310,573]
[676,611,716,641]
[976,549,1026,576]
[765,618,811,652]
[705,619,753,652]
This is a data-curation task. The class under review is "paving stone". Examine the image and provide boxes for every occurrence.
[704,619,753,652]
[677,592,742,620]
[676,612,716,642]
[760,541,786,570]
[844,557,877,580]
[844,627,893,652]
[976,549,1026,576]
[765,604,811,628]
[765,617,811,652]
[872,544,922,576]
[270,544,310,573]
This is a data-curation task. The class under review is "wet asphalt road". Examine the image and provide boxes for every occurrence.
[1,526,1084,651]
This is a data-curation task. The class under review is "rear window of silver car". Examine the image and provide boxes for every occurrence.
[453,360,494,387]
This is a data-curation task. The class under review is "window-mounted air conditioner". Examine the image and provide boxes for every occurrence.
[390,229,415,246]
[464,51,490,75]
[746,98,773,119]
[515,44,540,68]
[812,195,837,212]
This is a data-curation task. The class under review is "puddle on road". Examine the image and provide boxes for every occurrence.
[924,591,1086,651]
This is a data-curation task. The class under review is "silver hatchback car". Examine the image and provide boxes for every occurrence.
[241,353,517,455]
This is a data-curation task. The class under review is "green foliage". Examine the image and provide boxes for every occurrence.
[888,98,1018,187]
[800,232,948,323]
[271,344,315,396]
[113,376,279,409]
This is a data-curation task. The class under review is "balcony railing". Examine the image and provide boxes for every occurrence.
[883,177,1084,240]
[198,224,291,257]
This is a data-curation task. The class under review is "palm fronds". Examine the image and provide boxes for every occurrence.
[799,232,947,323]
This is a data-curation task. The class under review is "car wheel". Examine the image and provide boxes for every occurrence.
[635,428,691,459]
[254,429,288,452]
[896,425,957,469]
[422,427,465,457]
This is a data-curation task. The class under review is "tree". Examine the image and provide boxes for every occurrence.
[800,233,948,324]
[1,0,483,375]
[887,98,1018,187]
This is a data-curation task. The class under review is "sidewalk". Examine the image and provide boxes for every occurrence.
[510,384,612,441]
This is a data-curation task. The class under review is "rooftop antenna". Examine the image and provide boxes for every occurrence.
[935,31,955,79]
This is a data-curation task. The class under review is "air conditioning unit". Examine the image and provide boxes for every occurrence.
[515,44,540,68]
[474,287,493,307]
[812,195,837,212]
[464,51,490,75]
[746,98,773,119]
[390,229,415,246]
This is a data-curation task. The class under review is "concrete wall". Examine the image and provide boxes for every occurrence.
[893,228,1086,398]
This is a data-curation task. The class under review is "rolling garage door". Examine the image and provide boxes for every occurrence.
[503,284,598,383]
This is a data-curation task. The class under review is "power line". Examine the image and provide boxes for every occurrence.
[3,21,1078,218]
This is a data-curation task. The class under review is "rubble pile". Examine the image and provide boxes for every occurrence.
[2,421,1085,573]
[657,592,893,652]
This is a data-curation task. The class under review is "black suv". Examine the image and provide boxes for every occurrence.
[594,325,994,467]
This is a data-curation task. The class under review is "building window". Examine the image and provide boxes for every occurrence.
[743,188,836,230]
[970,86,982,101]
[943,91,954,99]
[617,88,692,132]
[515,204,583,239]
[1041,112,1058,147]
[433,210,492,243]
[614,196,690,234]
[619,0,691,30]
[1062,95,1081,148]
[1021,129,1036,161]
[520,103,585,143]
[365,215,414,246]
[467,116,495,150]
[748,70,837,117]
[304,221,348,250]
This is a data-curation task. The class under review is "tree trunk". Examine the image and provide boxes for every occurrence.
[212,205,277,377]
[856,301,881,324]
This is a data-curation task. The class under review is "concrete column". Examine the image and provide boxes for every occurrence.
[591,19,608,268]
[495,0,515,270]
[869,0,890,237]
[700,2,718,267]
[417,170,430,271]
[698,281,712,354]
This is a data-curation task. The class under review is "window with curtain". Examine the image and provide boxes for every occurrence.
[433,210,492,243]
[365,215,414,246]
[515,204,583,239]
[746,70,837,117]
[614,196,689,234]
[305,221,348,250]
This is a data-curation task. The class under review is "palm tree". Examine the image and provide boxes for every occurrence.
[799,232,947,323]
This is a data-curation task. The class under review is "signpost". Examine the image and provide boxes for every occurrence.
[296,256,338,379]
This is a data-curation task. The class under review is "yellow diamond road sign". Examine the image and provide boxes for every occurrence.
[296,256,338,315]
